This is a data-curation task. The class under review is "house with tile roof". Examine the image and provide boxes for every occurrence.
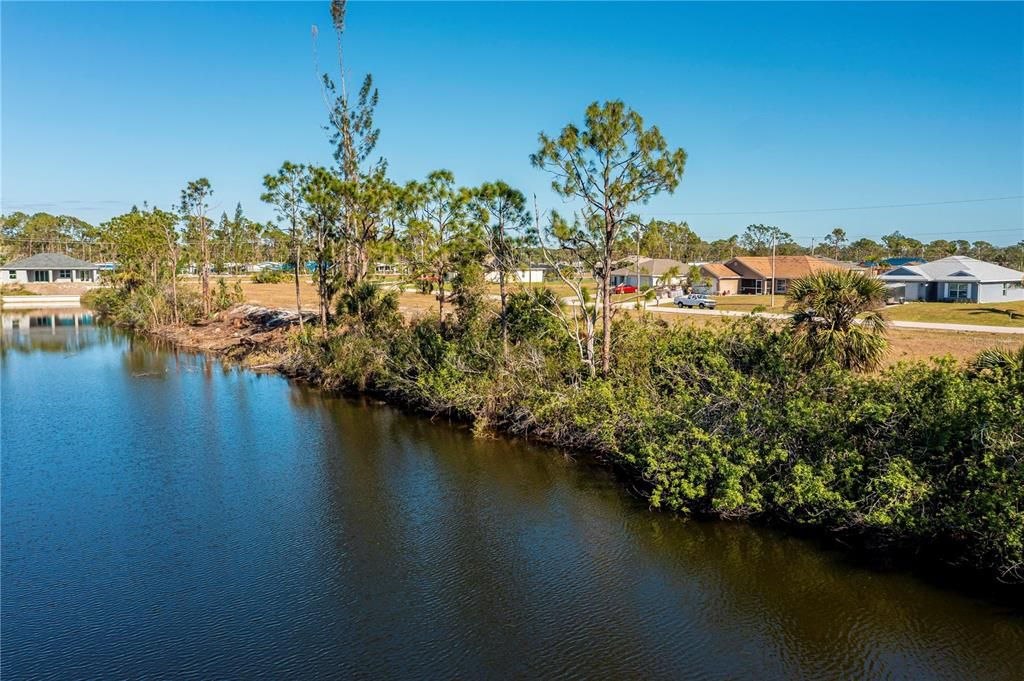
[719,255,867,295]
[876,256,1024,303]
[1,253,101,284]
[699,263,742,295]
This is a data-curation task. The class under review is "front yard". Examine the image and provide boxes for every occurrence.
[657,294,789,313]
[656,293,1024,327]
[882,300,1024,327]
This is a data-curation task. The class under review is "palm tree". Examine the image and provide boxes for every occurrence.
[970,345,1024,375]
[336,281,399,333]
[787,270,889,372]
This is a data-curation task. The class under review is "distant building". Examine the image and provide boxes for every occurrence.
[372,261,403,274]
[862,256,927,268]
[861,256,927,275]
[1,253,101,284]
[484,268,545,285]
[609,257,686,288]
[877,256,1024,303]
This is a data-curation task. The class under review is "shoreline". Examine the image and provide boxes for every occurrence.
[131,304,1024,601]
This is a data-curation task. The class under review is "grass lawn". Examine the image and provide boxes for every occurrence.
[652,294,1024,328]
[882,301,1024,328]
[709,294,791,313]
[486,279,598,300]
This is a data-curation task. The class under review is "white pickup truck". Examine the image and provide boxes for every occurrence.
[672,293,717,309]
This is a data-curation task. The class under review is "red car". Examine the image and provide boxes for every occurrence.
[613,284,638,294]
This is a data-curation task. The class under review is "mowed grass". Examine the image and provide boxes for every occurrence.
[882,300,1024,328]
[656,293,1024,328]
[711,294,794,313]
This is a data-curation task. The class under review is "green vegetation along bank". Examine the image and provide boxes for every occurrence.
[87,278,1024,586]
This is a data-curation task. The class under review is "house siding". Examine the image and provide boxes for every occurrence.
[611,273,659,288]
[711,278,739,295]
[978,282,1024,303]
[2,269,28,284]
[1,268,98,284]
[901,281,925,301]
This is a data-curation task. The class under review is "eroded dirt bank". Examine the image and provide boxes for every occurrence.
[152,304,311,367]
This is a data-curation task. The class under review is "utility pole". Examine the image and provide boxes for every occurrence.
[810,237,816,256]
[636,223,642,290]
[770,234,777,308]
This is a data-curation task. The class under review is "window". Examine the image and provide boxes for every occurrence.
[77,270,92,281]
[948,282,969,300]
[32,270,50,282]
[58,269,72,279]
[774,279,788,294]
[8,271,15,279]
[740,279,763,294]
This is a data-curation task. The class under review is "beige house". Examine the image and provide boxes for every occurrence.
[725,256,866,295]
[699,263,741,295]
[1,253,101,284]
[696,256,866,295]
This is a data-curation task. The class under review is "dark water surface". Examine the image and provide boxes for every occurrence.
[3,312,1022,679]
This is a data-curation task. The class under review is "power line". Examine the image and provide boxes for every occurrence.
[637,195,1024,217]
[790,227,1023,242]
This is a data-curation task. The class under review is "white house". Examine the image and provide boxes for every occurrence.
[484,267,545,285]
[1,253,101,284]
[609,257,686,288]
[877,256,1024,303]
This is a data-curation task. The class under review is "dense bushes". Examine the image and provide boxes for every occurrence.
[85,284,200,328]
[282,287,1023,582]
[86,277,242,329]
[252,268,289,284]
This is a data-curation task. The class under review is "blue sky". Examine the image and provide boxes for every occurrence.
[3,1,1022,245]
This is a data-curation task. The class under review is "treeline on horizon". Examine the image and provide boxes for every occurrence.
[4,205,1023,272]
[36,0,1024,582]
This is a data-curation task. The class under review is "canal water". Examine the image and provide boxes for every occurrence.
[2,311,1022,679]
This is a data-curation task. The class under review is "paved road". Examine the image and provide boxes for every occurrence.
[882,319,1024,335]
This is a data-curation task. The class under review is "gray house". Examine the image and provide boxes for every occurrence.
[1,253,101,284]
[609,257,687,288]
[877,256,1024,303]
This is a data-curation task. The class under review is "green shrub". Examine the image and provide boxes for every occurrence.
[253,268,288,284]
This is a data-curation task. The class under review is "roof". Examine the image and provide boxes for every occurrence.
[863,257,927,267]
[815,256,868,271]
[1,253,99,270]
[725,255,849,280]
[877,256,1024,283]
[701,263,741,279]
[609,257,686,276]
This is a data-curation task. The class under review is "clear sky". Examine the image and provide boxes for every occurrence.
[3,1,1022,246]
